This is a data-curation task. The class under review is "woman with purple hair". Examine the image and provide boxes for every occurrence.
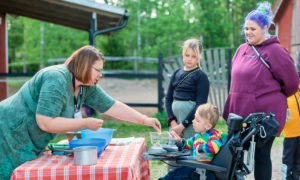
[223,2,299,180]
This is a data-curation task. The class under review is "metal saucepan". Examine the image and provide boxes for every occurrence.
[53,146,98,166]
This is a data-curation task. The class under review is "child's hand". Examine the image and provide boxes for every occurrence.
[170,121,178,128]
[171,124,185,138]
[196,152,206,156]
[196,144,205,156]
[170,130,182,141]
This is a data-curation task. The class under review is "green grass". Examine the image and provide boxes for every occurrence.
[50,120,170,180]
[6,77,29,86]
[51,121,169,146]
[50,117,283,180]
[273,134,284,147]
[215,118,228,133]
[102,121,163,147]
[50,118,228,179]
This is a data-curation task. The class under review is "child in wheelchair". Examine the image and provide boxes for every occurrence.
[156,110,276,180]
[159,103,228,180]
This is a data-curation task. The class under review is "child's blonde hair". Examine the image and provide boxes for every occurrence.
[182,38,203,67]
[195,103,219,128]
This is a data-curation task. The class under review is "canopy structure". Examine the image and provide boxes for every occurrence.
[0,0,129,34]
[0,0,129,100]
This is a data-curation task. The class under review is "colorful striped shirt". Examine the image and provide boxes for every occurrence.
[183,129,228,163]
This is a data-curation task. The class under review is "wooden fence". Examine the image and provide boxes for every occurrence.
[1,48,232,114]
[297,52,300,71]
[3,49,299,115]
[0,55,165,112]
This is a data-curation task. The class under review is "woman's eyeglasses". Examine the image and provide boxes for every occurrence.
[93,66,102,74]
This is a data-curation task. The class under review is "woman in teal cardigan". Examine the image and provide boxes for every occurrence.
[0,45,161,179]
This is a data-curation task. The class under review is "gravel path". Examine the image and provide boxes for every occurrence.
[245,144,283,180]
[98,77,159,116]
[99,78,284,180]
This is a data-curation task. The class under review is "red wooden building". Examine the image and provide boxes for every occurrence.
[272,0,300,63]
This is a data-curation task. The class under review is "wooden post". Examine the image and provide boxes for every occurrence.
[227,48,232,93]
[158,53,164,112]
[297,52,300,71]
[89,12,97,46]
[0,13,7,101]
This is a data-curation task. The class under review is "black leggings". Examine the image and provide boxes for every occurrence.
[254,136,275,180]
[282,137,300,180]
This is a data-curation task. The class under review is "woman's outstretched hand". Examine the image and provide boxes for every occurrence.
[144,117,161,133]
[84,118,103,130]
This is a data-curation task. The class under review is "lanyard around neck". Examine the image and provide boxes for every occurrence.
[72,75,82,110]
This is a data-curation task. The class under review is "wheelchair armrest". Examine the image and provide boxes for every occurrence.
[142,152,177,161]
[176,160,227,173]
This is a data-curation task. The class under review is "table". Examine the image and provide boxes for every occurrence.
[11,138,150,180]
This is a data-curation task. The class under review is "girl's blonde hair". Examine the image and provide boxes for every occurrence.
[182,38,203,67]
[195,103,219,128]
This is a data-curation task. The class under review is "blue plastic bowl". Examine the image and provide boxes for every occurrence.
[69,138,106,155]
[81,128,116,148]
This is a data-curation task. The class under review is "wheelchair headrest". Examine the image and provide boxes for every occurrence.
[227,113,243,137]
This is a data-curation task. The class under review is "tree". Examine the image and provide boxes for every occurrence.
[6,0,275,69]
[7,15,24,64]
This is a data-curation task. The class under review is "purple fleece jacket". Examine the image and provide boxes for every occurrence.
[223,36,299,136]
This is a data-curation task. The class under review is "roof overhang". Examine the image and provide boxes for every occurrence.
[272,0,287,22]
[0,0,129,35]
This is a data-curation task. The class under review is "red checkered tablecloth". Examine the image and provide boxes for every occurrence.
[11,138,150,180]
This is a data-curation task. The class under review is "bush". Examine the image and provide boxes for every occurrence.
[153,110,168,128]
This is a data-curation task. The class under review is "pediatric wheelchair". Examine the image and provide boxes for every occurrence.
[143,112,275,180]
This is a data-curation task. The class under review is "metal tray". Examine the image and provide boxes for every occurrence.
[142,148,190,160]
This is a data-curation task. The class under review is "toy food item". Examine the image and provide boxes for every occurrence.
[158,130,162,136]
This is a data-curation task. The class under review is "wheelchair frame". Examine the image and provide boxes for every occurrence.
[176,112,268,180]
[143,112,269,180]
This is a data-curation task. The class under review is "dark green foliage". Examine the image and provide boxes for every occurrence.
[7,16,24,64]
[153,110,168,128]
[6,0,274,72]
